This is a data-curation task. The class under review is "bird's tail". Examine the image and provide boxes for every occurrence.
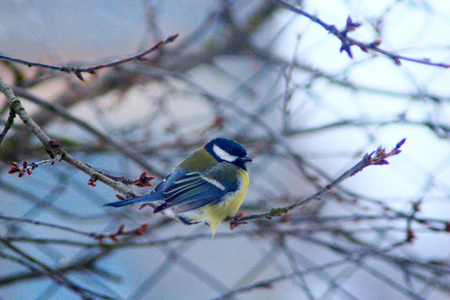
[104,193,160,207]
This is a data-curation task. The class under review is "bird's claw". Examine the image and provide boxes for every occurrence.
[229,212,249,230]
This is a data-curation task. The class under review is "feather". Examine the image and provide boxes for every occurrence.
[103,192,162,207]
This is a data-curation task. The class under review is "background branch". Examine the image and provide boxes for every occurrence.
[0,1,448,299]
[0,34,179,80]
[275,0,450,68]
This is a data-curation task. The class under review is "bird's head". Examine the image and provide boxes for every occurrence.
[205,138,253,170]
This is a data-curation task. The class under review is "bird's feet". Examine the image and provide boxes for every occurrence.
[229,212,249,230]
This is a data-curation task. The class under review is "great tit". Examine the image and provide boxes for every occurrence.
[105,137,252,236]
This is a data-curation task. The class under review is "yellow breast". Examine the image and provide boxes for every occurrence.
[204,169,249,236]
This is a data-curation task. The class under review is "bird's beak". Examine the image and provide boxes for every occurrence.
[242,156,253,162]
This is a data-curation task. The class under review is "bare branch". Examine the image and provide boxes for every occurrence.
[233,139,406,226]
[0,108,15,146]
[0,34,179,80]
[274,0,450,68]
[0,238,113,299]
[0,77,136,197]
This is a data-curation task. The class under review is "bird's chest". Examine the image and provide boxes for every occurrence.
[208,170,249,218]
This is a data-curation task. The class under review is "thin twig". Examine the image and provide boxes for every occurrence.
[0,108,16,146]
[233,139,406,226]
[0,239,113,299]
[274,0,449,68]
[0,215,104,238]
[0,34,179,80]
[285,119,450,139]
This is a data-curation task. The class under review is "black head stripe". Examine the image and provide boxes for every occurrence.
[205,138,247,159]
[205,138,249,170]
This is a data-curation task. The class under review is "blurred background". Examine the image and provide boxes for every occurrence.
[0,0,449,299]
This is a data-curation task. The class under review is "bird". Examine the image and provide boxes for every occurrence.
[105,137,252,236]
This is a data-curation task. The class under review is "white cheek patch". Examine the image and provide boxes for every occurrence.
[213,144,238,162]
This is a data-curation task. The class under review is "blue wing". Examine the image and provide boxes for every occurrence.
[105,167,239,213]
[154,172,236,214]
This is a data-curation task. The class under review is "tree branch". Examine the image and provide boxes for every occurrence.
[0,34,179,80]
[0,107,16,146]
[0,239,113,299]
[0,77,136,197]
[274,0,450,68]
[233,138,406,226]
